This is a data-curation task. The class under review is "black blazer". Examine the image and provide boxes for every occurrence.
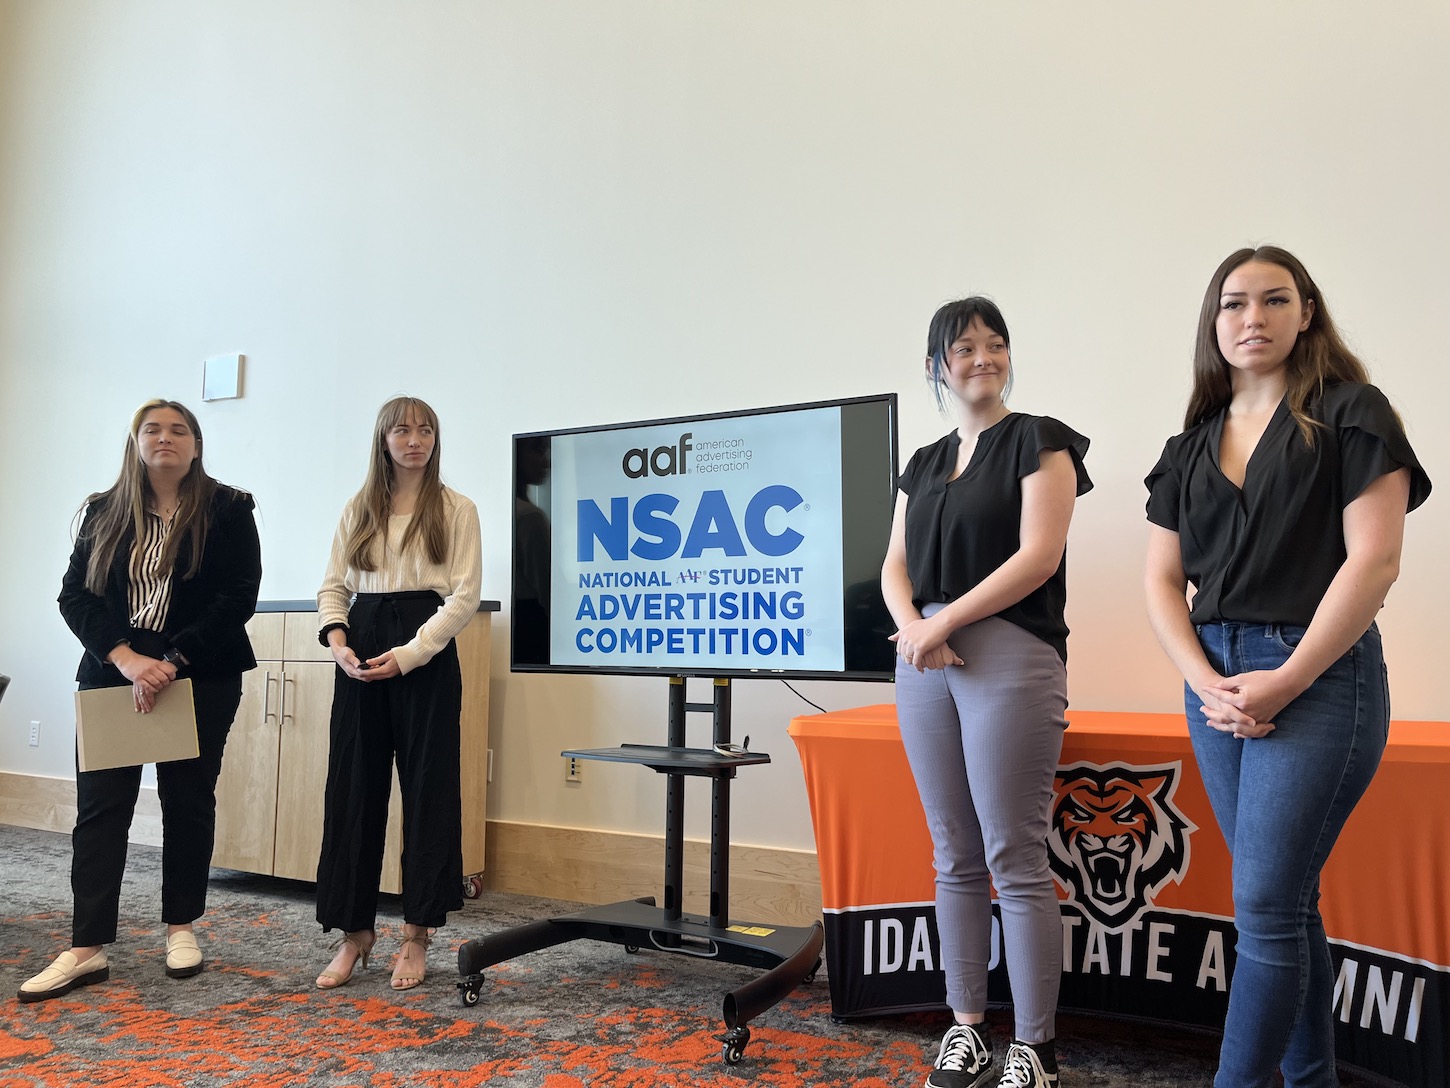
[58,484,263,688]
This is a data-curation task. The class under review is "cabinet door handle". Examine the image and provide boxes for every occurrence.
[262,670,277,725]
[281,673,295,725]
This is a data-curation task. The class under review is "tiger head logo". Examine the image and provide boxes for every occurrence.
[1047,762,1196,932]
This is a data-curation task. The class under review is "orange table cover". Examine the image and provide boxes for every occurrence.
[789,706,1449,1088]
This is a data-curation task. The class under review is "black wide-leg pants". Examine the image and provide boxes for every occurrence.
[315,592,464,933]
[71,673,243,946]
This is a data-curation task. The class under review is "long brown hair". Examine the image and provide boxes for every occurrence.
[343,396,449,571]
[1187,245,1370,446]
[78,399,218,594]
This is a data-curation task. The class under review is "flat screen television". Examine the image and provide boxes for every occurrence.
[511,394,899,680]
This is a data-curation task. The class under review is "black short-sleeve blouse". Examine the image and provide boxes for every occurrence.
[1144,382,1431,626]
[900,413,1093,662]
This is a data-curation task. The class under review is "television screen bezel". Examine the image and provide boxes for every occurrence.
[510,392,899,682]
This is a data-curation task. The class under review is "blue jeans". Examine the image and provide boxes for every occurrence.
[1187,623,1388,1088]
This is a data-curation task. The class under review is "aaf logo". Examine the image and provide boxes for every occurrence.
[1047,761,1196,932]
[623,433,691,478]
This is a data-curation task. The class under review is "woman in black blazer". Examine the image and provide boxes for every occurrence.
[18,399,261,1002]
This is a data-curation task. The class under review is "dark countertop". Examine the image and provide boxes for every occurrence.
[257,599,500,613]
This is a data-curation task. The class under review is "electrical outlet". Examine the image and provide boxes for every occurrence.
[487,748,494,783]
[28,721,40,747]
[565,756,583,783]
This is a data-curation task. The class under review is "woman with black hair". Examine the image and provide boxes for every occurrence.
[882,298,1091,1088]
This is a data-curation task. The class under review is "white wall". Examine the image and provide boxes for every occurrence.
[1,1,1446,853]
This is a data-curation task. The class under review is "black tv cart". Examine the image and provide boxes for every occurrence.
[456,676,824,1066]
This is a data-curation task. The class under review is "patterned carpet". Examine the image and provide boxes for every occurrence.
[0,825,1387,1087]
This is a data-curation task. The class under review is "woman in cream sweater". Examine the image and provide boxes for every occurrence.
[313,396,481,992]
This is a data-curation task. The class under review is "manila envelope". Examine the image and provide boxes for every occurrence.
[75,678,199,772]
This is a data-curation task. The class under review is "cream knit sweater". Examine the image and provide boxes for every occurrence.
[316,486,482,675]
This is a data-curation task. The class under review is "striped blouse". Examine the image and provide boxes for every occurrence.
[127,511,176,632]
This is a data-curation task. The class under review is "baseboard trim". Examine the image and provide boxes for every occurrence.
[0,770,163,846]
[482,820,823,929]
[0,772,823,928]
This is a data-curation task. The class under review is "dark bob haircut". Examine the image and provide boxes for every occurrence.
[925,296,1012,411]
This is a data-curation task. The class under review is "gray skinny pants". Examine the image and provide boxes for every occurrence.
[894,611,1067,1043]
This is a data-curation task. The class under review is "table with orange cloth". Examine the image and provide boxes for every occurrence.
[789,706,1449,1088]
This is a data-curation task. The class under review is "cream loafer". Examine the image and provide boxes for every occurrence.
[165,931,204,978]
[18,950,110,1003]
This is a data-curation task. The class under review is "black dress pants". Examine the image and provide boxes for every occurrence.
[315,592,464,932]
[71,673,243,946]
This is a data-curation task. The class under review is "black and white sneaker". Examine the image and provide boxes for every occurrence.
[925,1022,994,1088]
[996,1041,1059,1088]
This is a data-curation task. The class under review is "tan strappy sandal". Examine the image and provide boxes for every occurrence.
[316,930,375,990]
[391,928,433,991]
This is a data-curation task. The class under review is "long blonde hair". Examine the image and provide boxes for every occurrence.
[77,399,218,594]
[1188,246,1370,446]
[343,396,449,571]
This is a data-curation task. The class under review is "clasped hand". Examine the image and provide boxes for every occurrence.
[331,645,401,681]
[114,649,177,713]
[889,616,963,672]
[1196,668,1299,740]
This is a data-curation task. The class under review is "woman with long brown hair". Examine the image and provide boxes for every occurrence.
[1145,246,1431,1086]
[313,396,481,992]
[20,399,261,1001]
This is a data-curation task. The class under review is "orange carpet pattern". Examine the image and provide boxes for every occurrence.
[0,825,948,1087]
[0,825,1326,1087]
[1,940,931,1087]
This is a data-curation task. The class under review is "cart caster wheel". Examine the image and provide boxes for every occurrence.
[460,986,480,1007]
[803,956,821,984]
[717,1025,750,1066]
[624,945,640,954]
[462,875,483,899]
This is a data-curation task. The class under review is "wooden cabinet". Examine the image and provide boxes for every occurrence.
[213,606,492,895]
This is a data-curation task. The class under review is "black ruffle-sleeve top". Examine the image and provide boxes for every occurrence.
[1145,382,1431,626]
[900,413,1093,663]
